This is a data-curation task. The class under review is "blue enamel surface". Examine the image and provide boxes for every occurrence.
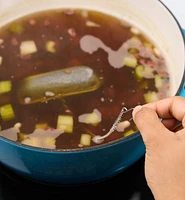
[0,29,184,184]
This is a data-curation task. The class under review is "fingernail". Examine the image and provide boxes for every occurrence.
[132,105,142,118]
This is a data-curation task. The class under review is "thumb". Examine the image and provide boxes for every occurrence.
[132,106,170,146]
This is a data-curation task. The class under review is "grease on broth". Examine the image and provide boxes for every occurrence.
[0,9,170,149]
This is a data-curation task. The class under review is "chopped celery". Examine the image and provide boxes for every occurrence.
[128,48,139,54]
[20,40,37,55]
[135,65,144,81]
[80,134,91,146]
[155,75,164,89]
[57,115,73,133]
[123,57,137,68]
[45,41,56,53]
[35,123,48,130]
[9,24,24,34]
[0,81,12,94]
[124,129,135,137]
[0,56,2,65]
[17,133,25,142]
[144,91,159,103]
[143,42,153,49]
[0,104,15,121]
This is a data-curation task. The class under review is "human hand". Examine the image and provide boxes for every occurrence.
[132,96,185,200]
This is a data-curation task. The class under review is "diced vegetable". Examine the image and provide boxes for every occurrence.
[80,134,91,146]
[20,40,37,55]
[144,91,159,103]
[123,57,137,68]
[57,115,73,133]
[128,48,139,54]
[124,129,135,137]
[155,75,164,89]
[35,123,48,130]
[0,56,2,65]
[143,42,153,49]
[135,65,144,81]
[78,109,102,126]
[9,24,24,34]
[142,66,154,79]
[86,20,100,27]
[130,27,140,35]
[14,122,22,129]
[153,48,161,57]
[0,81,12,94]
[17,133,25,142]
[45,41,56,53]
[0,104,15,121]
[17,66,103,105]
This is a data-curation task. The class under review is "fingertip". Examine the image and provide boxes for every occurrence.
[132,105,142,119]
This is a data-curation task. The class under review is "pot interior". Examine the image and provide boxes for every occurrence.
[0,0,184,151]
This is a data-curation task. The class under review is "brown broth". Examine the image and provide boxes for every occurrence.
[0,9,170,149]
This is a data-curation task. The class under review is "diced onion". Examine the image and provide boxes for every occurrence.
[20,40,37,55]
[123,57,137,68]
[144,91,159,103]
[80,134,91,146]
[57,115,73,133]
[0,104,15,121]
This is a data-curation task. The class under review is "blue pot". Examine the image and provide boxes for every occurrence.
[0,133,145,184]
[0,0,185,185]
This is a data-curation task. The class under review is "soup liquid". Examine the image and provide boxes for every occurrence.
[0,9,170,149]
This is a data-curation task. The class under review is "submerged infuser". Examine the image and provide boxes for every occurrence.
[92,107,134,144]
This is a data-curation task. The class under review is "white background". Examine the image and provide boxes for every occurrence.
[0,0,185,29]
[162,0,185,29]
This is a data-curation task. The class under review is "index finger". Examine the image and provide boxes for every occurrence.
[142,96,185,122]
